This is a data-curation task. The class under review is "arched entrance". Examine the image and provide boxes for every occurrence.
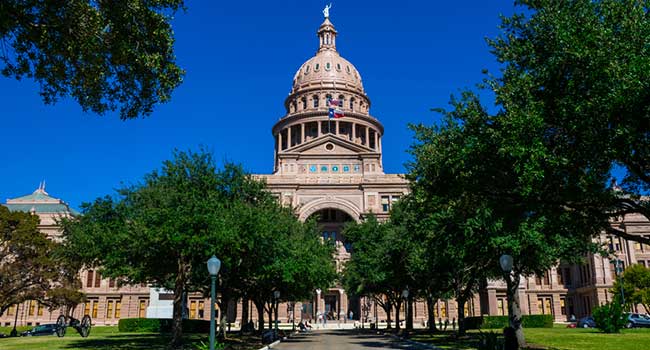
[305,207,361,322]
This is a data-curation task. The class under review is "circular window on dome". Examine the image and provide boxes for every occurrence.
[315,63,320,71]
[325,62,331,71]
[336,63,341,71]
[325,143,334,151]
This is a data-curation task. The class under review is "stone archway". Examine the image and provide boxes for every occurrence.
[297,198,362,223]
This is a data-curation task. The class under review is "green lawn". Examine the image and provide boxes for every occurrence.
[409,326,650,350]
[0,326,262,350]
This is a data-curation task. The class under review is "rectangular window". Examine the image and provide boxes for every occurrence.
[28,301,35,316]
[94,272,101,288]
[557,269,564,285]
[544,298,553,315]
[441,302,447,318]
[92,301,98,318]
[564,268,572,286]
[106,300,114,319]
[109,278,115,288]
[381,196,390,212]
[497,298,505,316]
[190,301,197,319]
[560,297,567,315]
[7,304,15,316]
[198,301,205,319]
[84,302,91,316]
[37,303,43,316]
[139,299,148,318]
[635,241,642,251]
[544,271,550,285]
[535,275,542,286]
[115,300,121,319]
[87,270,94,288]
[537,298,544,314]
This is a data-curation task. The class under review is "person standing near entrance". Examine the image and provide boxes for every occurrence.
[349,310,353,320]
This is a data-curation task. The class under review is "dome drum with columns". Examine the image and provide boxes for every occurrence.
[272,16,385,176]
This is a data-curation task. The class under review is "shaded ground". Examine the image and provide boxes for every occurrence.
[0,326,263,350]
[275,329,430,350]
[408,327,650,350]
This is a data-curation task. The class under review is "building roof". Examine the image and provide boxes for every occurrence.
[291,17,365,96]
[4,183,77,215]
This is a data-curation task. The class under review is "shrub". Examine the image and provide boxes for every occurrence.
[118,318,210,333]
[592,302,626,333]
[476,331,503,350]
[465,314,553,330]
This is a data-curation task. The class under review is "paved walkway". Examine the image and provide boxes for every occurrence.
[274,330,430,350]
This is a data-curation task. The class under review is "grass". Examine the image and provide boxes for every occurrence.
[0,326,263,350]
[407,326,650,350]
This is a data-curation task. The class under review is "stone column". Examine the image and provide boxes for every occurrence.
[335,120,339,135]
[365,126,370,146]
[301,123,305,144]
[318,120,322,137]
[374,131,379,150]
[287,126,292,148]
[278,132,282,151]
[352,123,356,143]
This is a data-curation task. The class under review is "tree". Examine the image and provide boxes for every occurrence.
[0,205,83,324]
[613,264,650,314]
[0,205,56,317]
[408,92,602,345]
[487,0,650,245]
[0,1,185,119]
[343,215,416,330]
[61,149,230,348]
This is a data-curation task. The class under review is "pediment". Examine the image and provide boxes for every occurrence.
[283,134,375,156]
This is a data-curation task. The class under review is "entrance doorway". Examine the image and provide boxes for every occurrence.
[324,294,338,319]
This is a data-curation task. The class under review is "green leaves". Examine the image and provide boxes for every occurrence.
[0,0,185,119]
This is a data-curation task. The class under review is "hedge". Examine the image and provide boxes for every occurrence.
[464,314,553,330]
[118,318,210,333]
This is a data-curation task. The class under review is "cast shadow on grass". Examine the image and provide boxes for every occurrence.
[62,334,197,350]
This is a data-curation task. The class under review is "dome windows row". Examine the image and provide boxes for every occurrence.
[303,62,353,75]
[289,93,368,114]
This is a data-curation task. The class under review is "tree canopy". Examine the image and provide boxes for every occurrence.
[0,1,185,119]
[612,264,650,313]
[61,149,335,348]
[0,205,83,318]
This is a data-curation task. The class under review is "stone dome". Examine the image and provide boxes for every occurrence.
[284,17,371,116]
[291,50,365,95]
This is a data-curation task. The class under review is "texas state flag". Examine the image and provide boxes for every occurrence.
[328,99,344,119]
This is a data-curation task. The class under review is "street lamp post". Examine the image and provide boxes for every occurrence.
[402,289,410,332]
[315,288,321,328]
[614,259,626,306]
[273,291,281,337]
[500,254,522,350]
[207,256,221,350]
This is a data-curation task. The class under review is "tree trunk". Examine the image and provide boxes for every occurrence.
[383,301,392,329]
[394,300,401,330]
[406,296,413,330]
[505,273,526,348]
[268,304,273,330]
[241,297,249,334]
[426,296,437,332]
[171,258,189,349]
[254,300,265,333]
[456,295,467,336]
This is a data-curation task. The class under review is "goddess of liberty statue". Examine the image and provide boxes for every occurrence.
[323,3,332,18]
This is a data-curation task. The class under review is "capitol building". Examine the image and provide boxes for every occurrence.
[2,15,649,328]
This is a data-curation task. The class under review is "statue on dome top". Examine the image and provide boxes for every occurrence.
[323,3,332,18]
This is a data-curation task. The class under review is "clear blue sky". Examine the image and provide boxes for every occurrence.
[0,1,518,209]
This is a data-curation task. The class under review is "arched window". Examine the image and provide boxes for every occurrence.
[350,98,355,111]
[301,97,307,110]
[326,94,332,105]
[338,95,345,109]
[313,95,319,108]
